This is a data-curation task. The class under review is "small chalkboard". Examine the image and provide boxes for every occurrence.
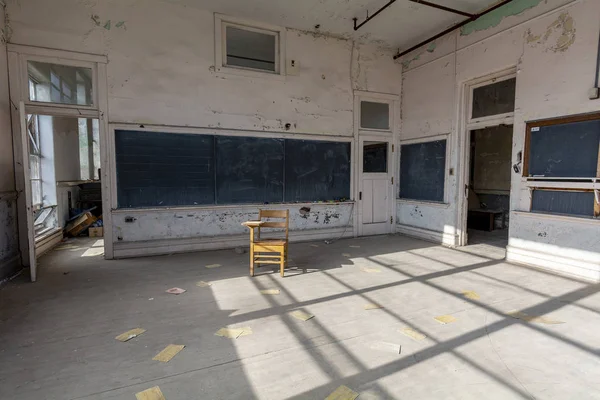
[527,118,600,177]
[531,190,594,217]
[399,140,446,202]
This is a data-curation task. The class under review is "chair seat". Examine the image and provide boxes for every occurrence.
[255,239,287,245]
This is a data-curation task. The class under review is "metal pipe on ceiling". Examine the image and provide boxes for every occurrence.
[408,0,473,18]
[353,0,398,31]
[394,0,515,60]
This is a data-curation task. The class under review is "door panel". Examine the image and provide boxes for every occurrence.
[362,179,374,224]
[371,179,387,223]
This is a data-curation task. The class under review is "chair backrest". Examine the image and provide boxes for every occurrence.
[258,209,289,240]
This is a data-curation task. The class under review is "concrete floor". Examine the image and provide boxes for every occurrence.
[1,235,600,400]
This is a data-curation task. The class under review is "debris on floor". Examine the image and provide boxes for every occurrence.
[165,287,186,295]
[507,311,564,324]
[153,344,185,362]
[115,328,146,342]
[135,386,166,400]
[400,327,427,341]
[205,263,221,269]
[64,211,97,237]
[349,245,360,248]
[434,315,457,324]
[260,289,280,295]
[369,341,401,354]
[290,310,314,321]
[234,247,246,254]
[325,385,359,400]
[462,290,480,300]
[215,327,253,339]
[364,303,384,310]
[55,244,80,251]
[310,244,319,247]
[342,253,351,257]
[196,281,211,287]
[361,267,381,273]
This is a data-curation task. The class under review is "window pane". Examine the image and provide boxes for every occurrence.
[79,119,90,180]
[28,61,93,105]
[226,26,276,72]
[30,155,40,180]
[31,180,42,206]
[92,119,101,180]
[471,78,516,119]
[363,142,387,173]
[360,101,390,130]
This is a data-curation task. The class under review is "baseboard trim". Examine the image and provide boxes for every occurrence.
[506,245,600,283]
[395,224,458,247]
[113,227,355,259]
[0,253,22,283]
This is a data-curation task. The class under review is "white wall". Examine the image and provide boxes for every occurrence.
[6,0,402,258]
[0,4,19,281]
[398,0,600,281]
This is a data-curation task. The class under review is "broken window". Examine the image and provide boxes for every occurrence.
[27,61,93,106]
[224,24,278,73]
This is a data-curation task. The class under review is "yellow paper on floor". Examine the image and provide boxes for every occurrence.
[290,310,314,321]
[115,328,146,342]
[153,344,185,362]
[361,267,381,273]
[400,327,426,341]
[205,264,221,269]
[325,385,359,400]
[508,311,564,324]
[462,290,480,300]
[364,303,384,310]
[196,281,211,287]
[434,315,457,324]
[215,327,253,339]
[260,289,280,295]
[135,386,165,400]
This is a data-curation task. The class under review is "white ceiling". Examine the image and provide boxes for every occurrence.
[163,0,503,50]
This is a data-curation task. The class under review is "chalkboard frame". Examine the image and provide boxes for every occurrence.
[524,112,600,179]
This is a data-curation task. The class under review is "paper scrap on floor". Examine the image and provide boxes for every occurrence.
[369,341,401,354]
[508,311,564,324]
[196,281,211,287]
[325,385,359,400]
[205,264,221,269]
[364,303,384,310]
[434,315,457,324]
[115,328,146,342]
[135,386,166,400]
[260,289,280,295]
[166,287,186,295]
[349,245,360,248]
[153,344,185,362]
[215,327,253,339]
[290,310,314,321]
[361,267,381,273]
[400,327,426,341]
[462,290,480,300]
[310,244,319,247]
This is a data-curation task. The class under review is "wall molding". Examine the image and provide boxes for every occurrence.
[113,226,354,259]
[396,223,458,247]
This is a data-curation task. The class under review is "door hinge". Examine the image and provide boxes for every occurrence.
[392,144,394,152]
[391,177,394,185]
[390,216,393,224]
[359,191,362,200]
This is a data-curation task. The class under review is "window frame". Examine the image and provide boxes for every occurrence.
[214,14,286,78]
[466,73,516,128]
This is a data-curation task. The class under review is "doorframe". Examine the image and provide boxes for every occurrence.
[456,67,517,246]
[7,44,111,281]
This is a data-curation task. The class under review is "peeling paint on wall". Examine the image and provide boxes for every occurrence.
[401,41,437,69]
[524,12,576,52]
[461,0,544,36]
[91,14,126,31]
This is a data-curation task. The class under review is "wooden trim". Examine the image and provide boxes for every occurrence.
[595,190,600,217]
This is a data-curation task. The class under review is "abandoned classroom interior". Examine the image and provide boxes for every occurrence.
[1,0,600,399]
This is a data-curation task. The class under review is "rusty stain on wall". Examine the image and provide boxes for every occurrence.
[524,12,576,53]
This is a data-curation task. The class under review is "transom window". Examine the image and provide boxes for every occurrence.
[224,24,278,73]
[27,61,93,106]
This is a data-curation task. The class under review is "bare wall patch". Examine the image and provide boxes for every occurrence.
[524,12,576,53]
[461,0,544,36]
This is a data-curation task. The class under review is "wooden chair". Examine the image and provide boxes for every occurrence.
[243,209,289,277]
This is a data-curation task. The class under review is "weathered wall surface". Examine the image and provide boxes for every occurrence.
[0,4,20,281]
[399,0,600,280]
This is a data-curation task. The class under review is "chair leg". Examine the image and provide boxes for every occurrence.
[279,251,285,277]
[250,246,255,277]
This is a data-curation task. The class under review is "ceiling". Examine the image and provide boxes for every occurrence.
[163,0,503,50]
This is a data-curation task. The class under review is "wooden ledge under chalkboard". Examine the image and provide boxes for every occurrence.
[112,201,356,214]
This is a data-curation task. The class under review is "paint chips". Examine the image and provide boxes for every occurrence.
[364,303,384,310]
[462,290,480,300]
[434,315,457,324]
[215,327,253,339]
[400,327,426,341]
[369,341,401,354]
[260,289,280,295]
[325,385,359,400]
[135,386,166,400]
[205,264,221,269]
[508,311,564,325]
[361,267,381,273]
[196,281,211,287]
[166,287,186,295]
[115,328,146,342]
[290,310,314,321]
[153,344,185,362]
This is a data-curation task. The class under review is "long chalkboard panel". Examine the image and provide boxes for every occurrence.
[400,140,446,202]
[116,130,215,208]
[528,119,600,177]
[215,136,284,204]
[284,139,351,202]
[531,190,594,217]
